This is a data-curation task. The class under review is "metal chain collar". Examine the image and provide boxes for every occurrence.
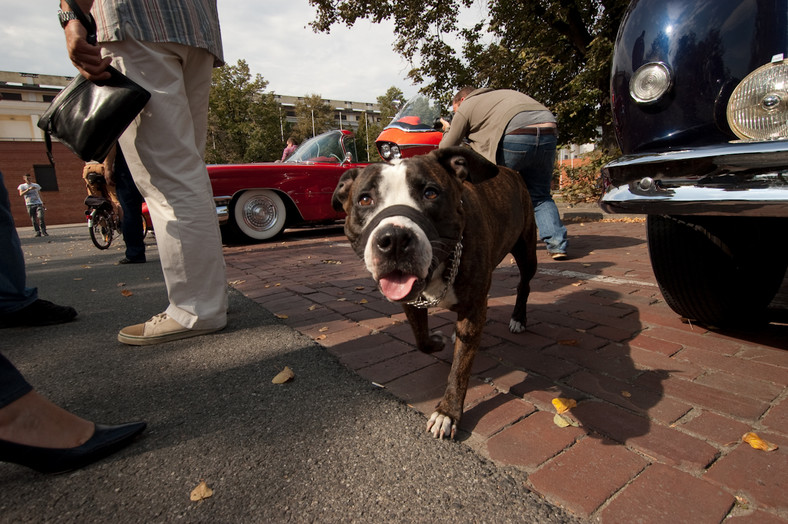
[406,237,463,308]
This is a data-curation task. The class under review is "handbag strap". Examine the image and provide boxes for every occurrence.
[63,0,98,45]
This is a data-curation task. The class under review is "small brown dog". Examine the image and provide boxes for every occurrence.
[332,147,537,439]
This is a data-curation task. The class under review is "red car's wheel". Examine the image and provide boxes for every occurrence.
[231,189,287,241]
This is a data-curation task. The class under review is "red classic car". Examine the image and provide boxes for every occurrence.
[208,129,367,242]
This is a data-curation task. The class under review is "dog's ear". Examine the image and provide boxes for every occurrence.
[332,168,360,211]
[432,146,500,184]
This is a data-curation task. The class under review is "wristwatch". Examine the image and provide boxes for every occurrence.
[58,10,78,28]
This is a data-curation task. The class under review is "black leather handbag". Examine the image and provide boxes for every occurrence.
[37,0,150,164]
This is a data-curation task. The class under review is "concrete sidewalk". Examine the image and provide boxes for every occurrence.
[223,217,788,523]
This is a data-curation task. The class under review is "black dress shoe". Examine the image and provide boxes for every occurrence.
[0,299,77,328]
[0,421,146,474]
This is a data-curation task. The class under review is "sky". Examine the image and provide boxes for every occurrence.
[1,1,431,104]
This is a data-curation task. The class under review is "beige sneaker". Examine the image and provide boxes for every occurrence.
[118,313,224,346]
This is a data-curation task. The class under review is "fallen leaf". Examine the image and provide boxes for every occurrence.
[73,278,83,281]
[315,334,327,341]
[318,326,329,332]
[272,366,295,384]
[322,259,342,265]
[742,432,778,452]
[358,299,368,304]
[275,313,288,319]
[355,286,365,291]
[228,279,245,286]
[553,413,579,428]
[621,390,632,398]
[190,480,213,501]
[307,305,319,311]
[558,339,577,346]
[120,289,133,297]
[337,298,347,302]
[551,397,577,414]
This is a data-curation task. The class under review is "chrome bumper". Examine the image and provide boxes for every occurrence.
[214,196,230,225]
[600,140,788,217]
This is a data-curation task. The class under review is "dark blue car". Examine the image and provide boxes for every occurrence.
[601,0,788,326]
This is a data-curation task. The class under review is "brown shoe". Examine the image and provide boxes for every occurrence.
[118,313,223,346]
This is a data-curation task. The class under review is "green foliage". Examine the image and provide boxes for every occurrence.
[558,148,619,204]
[292,94,335,142]
[308,0,630,149]
[206,59,282,164]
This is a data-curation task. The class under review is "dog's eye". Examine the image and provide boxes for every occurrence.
[424,188,439,200]
[358,194,374,207]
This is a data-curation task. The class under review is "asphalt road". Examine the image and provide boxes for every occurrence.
[1,224,580,523]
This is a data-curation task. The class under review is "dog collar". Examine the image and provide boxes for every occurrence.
[407,236,463,308]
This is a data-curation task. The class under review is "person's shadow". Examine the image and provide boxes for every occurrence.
[467,287,673,447]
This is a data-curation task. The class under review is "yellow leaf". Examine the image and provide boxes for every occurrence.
[551,397,577,414]
[272,366,295,384]
[318,326,329,332]
[307,305,319,311]
[621,390,632,398]
[315,334,327,341]
[120,289,133,297]
[190,480,213,501]
[553,413,579,428]
[275,313,288,319]
[742,432,778,452]
[358,299,368,304]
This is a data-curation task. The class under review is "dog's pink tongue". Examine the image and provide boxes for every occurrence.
[379,271,418,301]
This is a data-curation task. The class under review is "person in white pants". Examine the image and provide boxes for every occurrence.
[60,0,227,345]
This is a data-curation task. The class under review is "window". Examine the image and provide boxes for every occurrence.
[32,165,58,191]
[0,92,22,101]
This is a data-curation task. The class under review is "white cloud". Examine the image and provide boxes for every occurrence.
[1,1,419,103]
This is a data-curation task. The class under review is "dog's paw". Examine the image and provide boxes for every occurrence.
[426,411,456,440]
[420,330,449,353]
[509,318,526,333]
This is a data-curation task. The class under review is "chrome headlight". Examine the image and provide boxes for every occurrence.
[727,58,788,140]
[377,143,401,161]
[629,62,673,104]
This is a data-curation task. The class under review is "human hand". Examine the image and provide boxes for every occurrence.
[63,20,111,82]
[440,118,452,132]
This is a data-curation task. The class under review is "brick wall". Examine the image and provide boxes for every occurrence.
[1,141,89,227]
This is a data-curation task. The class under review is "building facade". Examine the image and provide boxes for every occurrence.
[0,70,382,227]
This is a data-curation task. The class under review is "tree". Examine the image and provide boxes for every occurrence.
[292,94,335,142]
[207,59,282,164]
[308,0,629,150]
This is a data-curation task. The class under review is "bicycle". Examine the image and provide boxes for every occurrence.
[83,171,152,250]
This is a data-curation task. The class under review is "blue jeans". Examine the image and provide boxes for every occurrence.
[497,133,568,254]
[0,170,38,314]
[114,148,146,262]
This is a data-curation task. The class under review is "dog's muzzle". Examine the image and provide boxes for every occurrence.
[354,205,440,259]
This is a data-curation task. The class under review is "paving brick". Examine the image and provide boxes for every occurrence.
[705,444,788,511]
[600,463,735,523]
[762,397,788,434]
[459,394,536,437]
[353,349,437,385]
[636,373,770,422]
[383,362,450,410]
[486,411,584,471]
[676,347,788,387]
[679,411,753,447]
[328,336,414,369]
[528,436,648,517]
[725,510,788,524]
[694,371,784,403]
[628,332,684,356]
[646,325,742,356]
[572,401,718,470]
[487,345,580,380]
[566,370,691,424]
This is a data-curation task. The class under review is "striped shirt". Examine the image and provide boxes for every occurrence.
[92,0,224,66]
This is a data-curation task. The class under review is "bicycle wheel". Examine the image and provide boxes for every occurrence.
[89,209,114,249]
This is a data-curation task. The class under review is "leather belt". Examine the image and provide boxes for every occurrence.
[506,126,556,135]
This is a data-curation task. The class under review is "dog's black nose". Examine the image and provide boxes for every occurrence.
[375,224,415,257]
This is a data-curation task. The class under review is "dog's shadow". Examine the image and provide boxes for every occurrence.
[458,287,670,447]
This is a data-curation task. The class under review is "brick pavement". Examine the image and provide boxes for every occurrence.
[222,218,788,523]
